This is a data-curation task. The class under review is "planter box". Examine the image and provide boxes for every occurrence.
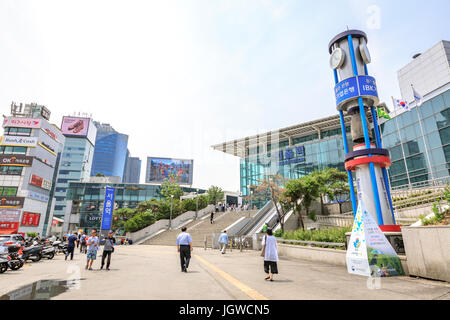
[402,226,450,282]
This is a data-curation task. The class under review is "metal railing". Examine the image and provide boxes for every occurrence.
[276,238,346,249]
[390,176,450,192]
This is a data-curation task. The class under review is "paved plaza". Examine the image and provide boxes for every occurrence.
[0,245,449,300]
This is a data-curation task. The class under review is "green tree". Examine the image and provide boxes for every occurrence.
[254,174,288,232]
[159,179,184,200]
[207,186,224,205]
[95,172,105,177]
[311,168,349,214]
[284,174,320,230]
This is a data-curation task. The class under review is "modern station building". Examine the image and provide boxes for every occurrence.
[212,40,450,206]
[90,122,129,181]
[51,116,97,220]
[0,103,65,236]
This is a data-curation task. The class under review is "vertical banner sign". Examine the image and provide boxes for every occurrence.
[101,187,115,230]
[346,201,403,277]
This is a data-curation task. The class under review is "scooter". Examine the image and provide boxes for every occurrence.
[41,245,55,260]
[20,244,43,262]
[4,245,24,270]
[52,241,67,255]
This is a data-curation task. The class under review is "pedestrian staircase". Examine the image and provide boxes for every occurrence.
[141,210,258,247]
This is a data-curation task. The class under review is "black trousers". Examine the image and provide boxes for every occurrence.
[66,246,75,260]
[179,245,191,270]
[101,250,112,268]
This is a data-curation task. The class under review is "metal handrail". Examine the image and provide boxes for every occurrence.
[276,238,345,248]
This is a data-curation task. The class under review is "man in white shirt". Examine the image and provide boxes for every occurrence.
[85,229,99,270]
[218,230,229,254]
[176,227,193,273]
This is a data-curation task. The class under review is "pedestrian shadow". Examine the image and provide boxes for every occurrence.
[186,271,200,274]
[269,279,293,283]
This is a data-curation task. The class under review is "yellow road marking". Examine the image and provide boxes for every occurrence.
[194,254,268,300]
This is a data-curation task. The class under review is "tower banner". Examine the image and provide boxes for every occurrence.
[346,201,403,277]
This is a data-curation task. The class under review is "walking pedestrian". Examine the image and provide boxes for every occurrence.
[85,229,99,270]
[65,232,78,261]
[176,227,193,273]
[261,229,279,281]
[210,211,214,224]
[218,230,228,254]
[77,232,81,249]
[101,231,115,270]
[80,232,87,253]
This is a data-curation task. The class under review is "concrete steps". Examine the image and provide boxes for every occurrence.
[141,210,257,247]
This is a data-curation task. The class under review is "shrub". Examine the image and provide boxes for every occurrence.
[279,226,351,244]
[124,211,156,233]
[26,232,39,238]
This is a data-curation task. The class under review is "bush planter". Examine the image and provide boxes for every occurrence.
[401,226,450,282]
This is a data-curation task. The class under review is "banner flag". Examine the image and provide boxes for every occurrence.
[346,201,404,277]
[411,85,424,107]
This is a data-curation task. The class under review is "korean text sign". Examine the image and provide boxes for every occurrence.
[101,187,115,230]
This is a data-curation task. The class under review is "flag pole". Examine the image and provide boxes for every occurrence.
[391,96,412,189]
[411,84,435,183]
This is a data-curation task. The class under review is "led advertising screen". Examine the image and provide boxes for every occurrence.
[146,157,193,185]
[61,117,90,137]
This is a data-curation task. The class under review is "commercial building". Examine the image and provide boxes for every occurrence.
[63,180,205,232]
[90,122,129,180]
[212,40,450,207]
[123,153,141,184]
[51,116,97,220]
[0,103,65,236]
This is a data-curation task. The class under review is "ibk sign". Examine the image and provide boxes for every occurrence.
[21,212,40,227]
[0,155,33,167]
[0,196,25,208]
[29,174,52,191]
[2,117,41,129]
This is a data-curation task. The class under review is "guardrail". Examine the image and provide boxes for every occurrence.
[390,176,449,192]
[276,238,346,249]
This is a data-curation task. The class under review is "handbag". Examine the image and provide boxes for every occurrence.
[260,235,267,257]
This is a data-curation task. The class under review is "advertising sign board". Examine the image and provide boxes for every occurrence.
[0,196,25,208]
[61,117,90,137]
[146,157,193,185]
[2,117,41,129]
[0,209,21,222]
[21,212,41,227]
[0,155,33,167]
[346,201,403,277]
[100,187,115,230]
[29,174,52,191]
[0,136,38,147]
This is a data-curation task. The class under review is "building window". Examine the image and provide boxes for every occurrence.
[0,146,27,154]
[0,166,23,176]
[4,127,32,136]
[0,187,18,196]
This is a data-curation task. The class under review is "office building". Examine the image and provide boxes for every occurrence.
[51,116,97,220]
[91,122,128,180]
[0,102,65,236]
[123,154,141,184]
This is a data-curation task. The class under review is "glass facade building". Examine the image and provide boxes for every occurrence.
[381,89,450,187]
[123,155,141,184]
[52,136,95,219]
[65,182,205,231]
[91,122,129,180]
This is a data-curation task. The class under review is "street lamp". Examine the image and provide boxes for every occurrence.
[195,188,199,220]
[169,194,174,229]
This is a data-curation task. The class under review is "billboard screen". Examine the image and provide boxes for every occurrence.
[146,157,193,185]
[61,117,90,137]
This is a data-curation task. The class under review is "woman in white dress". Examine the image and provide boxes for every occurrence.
[261,228,279,281]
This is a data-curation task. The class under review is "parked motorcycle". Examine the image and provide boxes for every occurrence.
[4,245,24,270]
[20,244,43,262]
[0,255,8,273]
[52,241,67,255]
[41,245,55,260]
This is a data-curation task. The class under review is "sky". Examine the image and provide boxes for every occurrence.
[0,0,449,192]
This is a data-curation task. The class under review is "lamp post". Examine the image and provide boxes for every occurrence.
[169,194,174,229]
[195,188,199,220]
